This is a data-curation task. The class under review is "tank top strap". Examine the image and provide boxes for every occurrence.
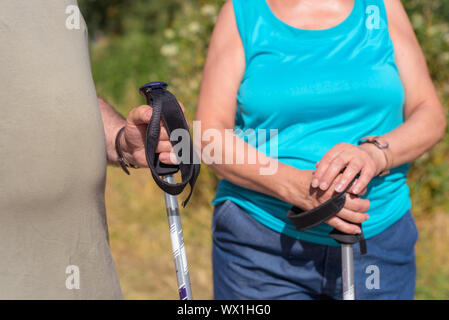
[363,0,390,27]
[232,0,263,64]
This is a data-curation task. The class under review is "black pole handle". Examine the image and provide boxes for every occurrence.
[287,172,367,254]
[140,82,180,176]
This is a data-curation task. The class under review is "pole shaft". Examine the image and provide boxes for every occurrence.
[162,175,193,300]
[341,244,355,300]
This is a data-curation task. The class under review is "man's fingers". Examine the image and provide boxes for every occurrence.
[159,125,170,140]
[159,152,179,165]
[128,105,153,125]
[156,140,173,153]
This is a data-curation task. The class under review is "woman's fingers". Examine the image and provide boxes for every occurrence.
[326,214,362,234]
[350,163,376,195]
[313,143,379,195]
[335,207,369,224]
[318,155,349,191]
[312,145,345,188]
[334,160,363,193]
[349,187,367,196]
[344,193,370,212]
[319,154,363,193]
[325,192,370,234]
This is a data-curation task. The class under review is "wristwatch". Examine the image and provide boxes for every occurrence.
[358,136,393,177]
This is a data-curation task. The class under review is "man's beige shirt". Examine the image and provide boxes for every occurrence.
[0,0,122,299]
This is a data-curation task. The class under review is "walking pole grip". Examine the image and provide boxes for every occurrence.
[287,172,367,255]
[140,82,180,176]
[287,170,367,300]
[140,81,199,300]
[140,81,200,207]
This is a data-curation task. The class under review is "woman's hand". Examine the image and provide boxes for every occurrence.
[120,103,185,167]
[290,170,370,234]
[312,143,387,196]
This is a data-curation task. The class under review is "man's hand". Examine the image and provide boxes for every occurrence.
[97,97,186,169]
[119,103,186,168]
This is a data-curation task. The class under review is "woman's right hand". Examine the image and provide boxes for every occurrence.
[286,170,370,234]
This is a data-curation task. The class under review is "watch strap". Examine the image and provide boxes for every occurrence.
[359,136,392,177]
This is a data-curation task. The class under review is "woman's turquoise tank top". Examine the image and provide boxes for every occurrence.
[213,0,411,245]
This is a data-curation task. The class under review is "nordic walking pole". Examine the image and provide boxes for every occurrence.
[341,244,355,300]
[330,224,365,300]
[139,81,200,300]
[287,172,366,300]
[162,175,193,300]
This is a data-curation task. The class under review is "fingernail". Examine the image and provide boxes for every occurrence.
[312,179,319,188]
[335,183,344,193]
[319,182,328,190]
[352,186,360,194]
[355,227,361,234]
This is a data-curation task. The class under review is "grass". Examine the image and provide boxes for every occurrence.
[415,212,449,299]
[106,167,213,299]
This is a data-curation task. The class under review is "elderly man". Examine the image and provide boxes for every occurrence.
[0,1,174,298]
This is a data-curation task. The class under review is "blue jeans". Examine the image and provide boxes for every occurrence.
[212,200,418,300]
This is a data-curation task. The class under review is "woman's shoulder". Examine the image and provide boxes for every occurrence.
[382,0,417,46]
[382,0,409,31]
[225,0,265,17]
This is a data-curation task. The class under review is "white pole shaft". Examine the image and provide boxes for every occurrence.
[341,244,355,300]
[162,175,193,300]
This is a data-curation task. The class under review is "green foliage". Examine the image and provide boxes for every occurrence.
[401,0,449,215]
[78,0,183,36]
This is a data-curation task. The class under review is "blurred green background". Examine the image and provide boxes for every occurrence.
[78,0,449,299]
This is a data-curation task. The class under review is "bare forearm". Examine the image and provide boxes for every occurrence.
[98,97,125,165]
[382,103,446,169]
[200,124,312,206]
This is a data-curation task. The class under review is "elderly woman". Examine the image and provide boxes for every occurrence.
[195,0,446,299]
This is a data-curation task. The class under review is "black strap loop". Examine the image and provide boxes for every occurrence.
[140,82,200,207]
[287,173,367,255]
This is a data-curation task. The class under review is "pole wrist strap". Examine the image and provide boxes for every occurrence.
[140,82,201,207]
[287,174,367,255]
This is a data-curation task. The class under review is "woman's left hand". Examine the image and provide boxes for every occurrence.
[312,143,387,195]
